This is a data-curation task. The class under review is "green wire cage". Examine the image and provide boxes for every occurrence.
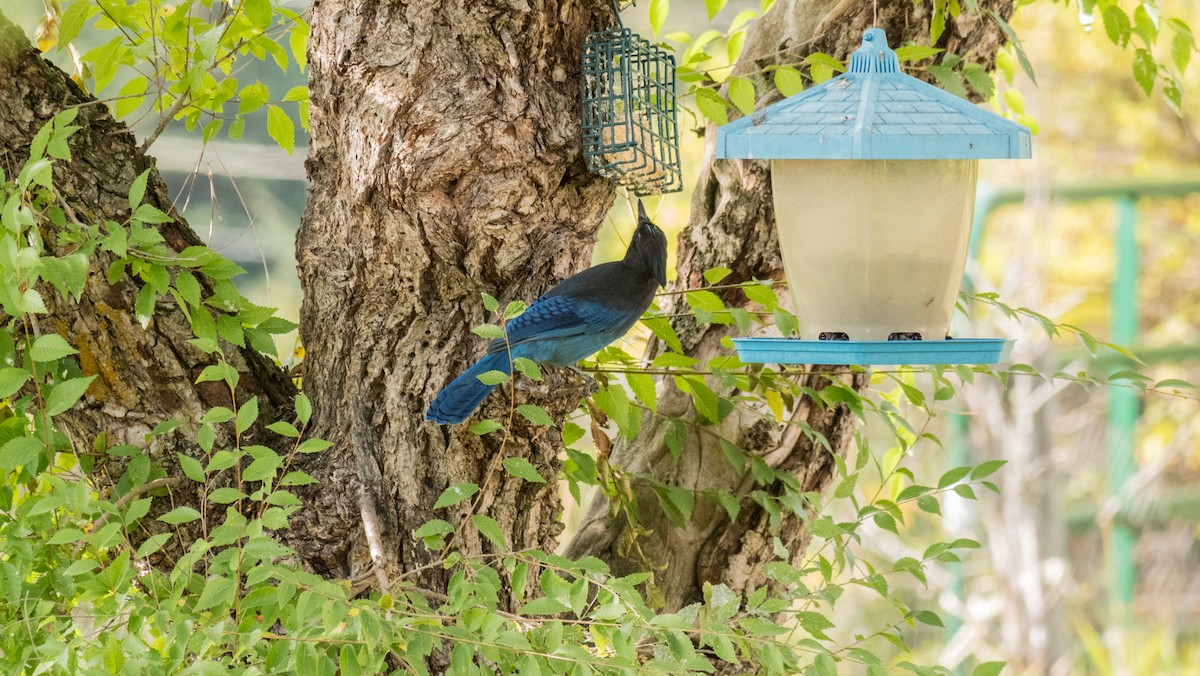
[581,27,682,196]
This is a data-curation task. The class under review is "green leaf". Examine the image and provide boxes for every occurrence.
[928,65,968,98]
[704,266,732,285]
[963,63,995,100]
[471,514,508,548]
[128,169,150,210]
[1132,48,1156,96]
[57,1,89,47]
[912,609,944,628]
[178,453,206,482]
[664,419,687,460]
[512,357,542,381]
[0,437,43,471]
[503,300,526,320]
[413,519,453,538]
[727,77,756,116]
[208,487,244,504]
[283,86,309,102]
[627,372,656,412]
[503,457,546,483]
[834,473,857,499]
[917,495,941,515]
[133,203,171,224]
[280,471,319,486]
[988,11,1038,85]
[48,528,85,545]
[1171,30,1193,73]
[649,0,669,36]
[135,285,156,319]
[1102,3,1133,47]
[481,293,500,312]
[642,316,683,353]
[472,323,505,339]
[873,513,898,534]
[434,482,479,509]
[243,0,273,29]
[0,367,31,398]
[654,485,695,526]
[470,419,503,435]
[236,396,259,434]
[1133,5,1157,47]
[938,466,972,488]
[517,404,554,427]
[562,420,585,446]
[29,334,77,362]
[773,66,804,97]
[704,0,727,20]
[970,459,1007,479]
[298,438,332,454]
[295,393,312,425]
[158,506,201,525]
[476,370,509,386]
[195,575,235,612]
[895,45,944,62]
[972,661,1007,676]
[45,376,96,416]
[340,646,363,676]
[243,454,283,482]
[686,289,726,314]
[137,532,173,558]
[267,105,296,155]
[201,407,234,424]
[519,596,571,615]
[694,88,729,126]
[268,421,300,438]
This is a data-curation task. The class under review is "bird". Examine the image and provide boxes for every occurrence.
[426,201,668,425]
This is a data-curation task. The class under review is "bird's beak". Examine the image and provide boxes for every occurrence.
[637,200,648,222]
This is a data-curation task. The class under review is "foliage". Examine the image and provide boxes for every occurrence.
[3,1,1199,674]
[651,0,1196,132]
[36,0,309,151]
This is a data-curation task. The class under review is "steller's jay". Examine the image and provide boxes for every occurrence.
[426,201,668,425]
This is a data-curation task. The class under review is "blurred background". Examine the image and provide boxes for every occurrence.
[8,0,1200,672]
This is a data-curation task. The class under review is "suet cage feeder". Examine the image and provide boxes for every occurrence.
[581,26,682,196]
[716,28,1031,365]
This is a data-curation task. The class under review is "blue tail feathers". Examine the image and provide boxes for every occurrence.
[425,351,511,424]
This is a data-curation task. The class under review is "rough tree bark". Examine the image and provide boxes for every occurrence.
[293,0,617,590]
[0,13,295,556]
[565,0,1017,610]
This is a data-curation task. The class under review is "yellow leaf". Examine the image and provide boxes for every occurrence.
[36,12,59,52]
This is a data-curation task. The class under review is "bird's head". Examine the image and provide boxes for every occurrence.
[627,200,668,287]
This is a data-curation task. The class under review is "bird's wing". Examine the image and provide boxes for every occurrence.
[489,294,631,353]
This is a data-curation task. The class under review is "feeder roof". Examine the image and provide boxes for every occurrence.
[716,28,1032,160]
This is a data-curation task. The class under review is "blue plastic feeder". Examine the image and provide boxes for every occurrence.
[716,28,1030,366]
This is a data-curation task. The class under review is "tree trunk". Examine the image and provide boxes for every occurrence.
[294,0,616,591]
[0,13,296,556]
[566,0,1016,610]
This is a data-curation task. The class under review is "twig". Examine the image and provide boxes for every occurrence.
[358,491,392,593]
[138,92,191,155]
[74,477,184,556]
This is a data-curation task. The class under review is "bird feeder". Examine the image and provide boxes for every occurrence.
[716,28,1031,365]
[581,25,683,195]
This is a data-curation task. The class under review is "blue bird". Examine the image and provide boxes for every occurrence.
[426,201,668,425]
